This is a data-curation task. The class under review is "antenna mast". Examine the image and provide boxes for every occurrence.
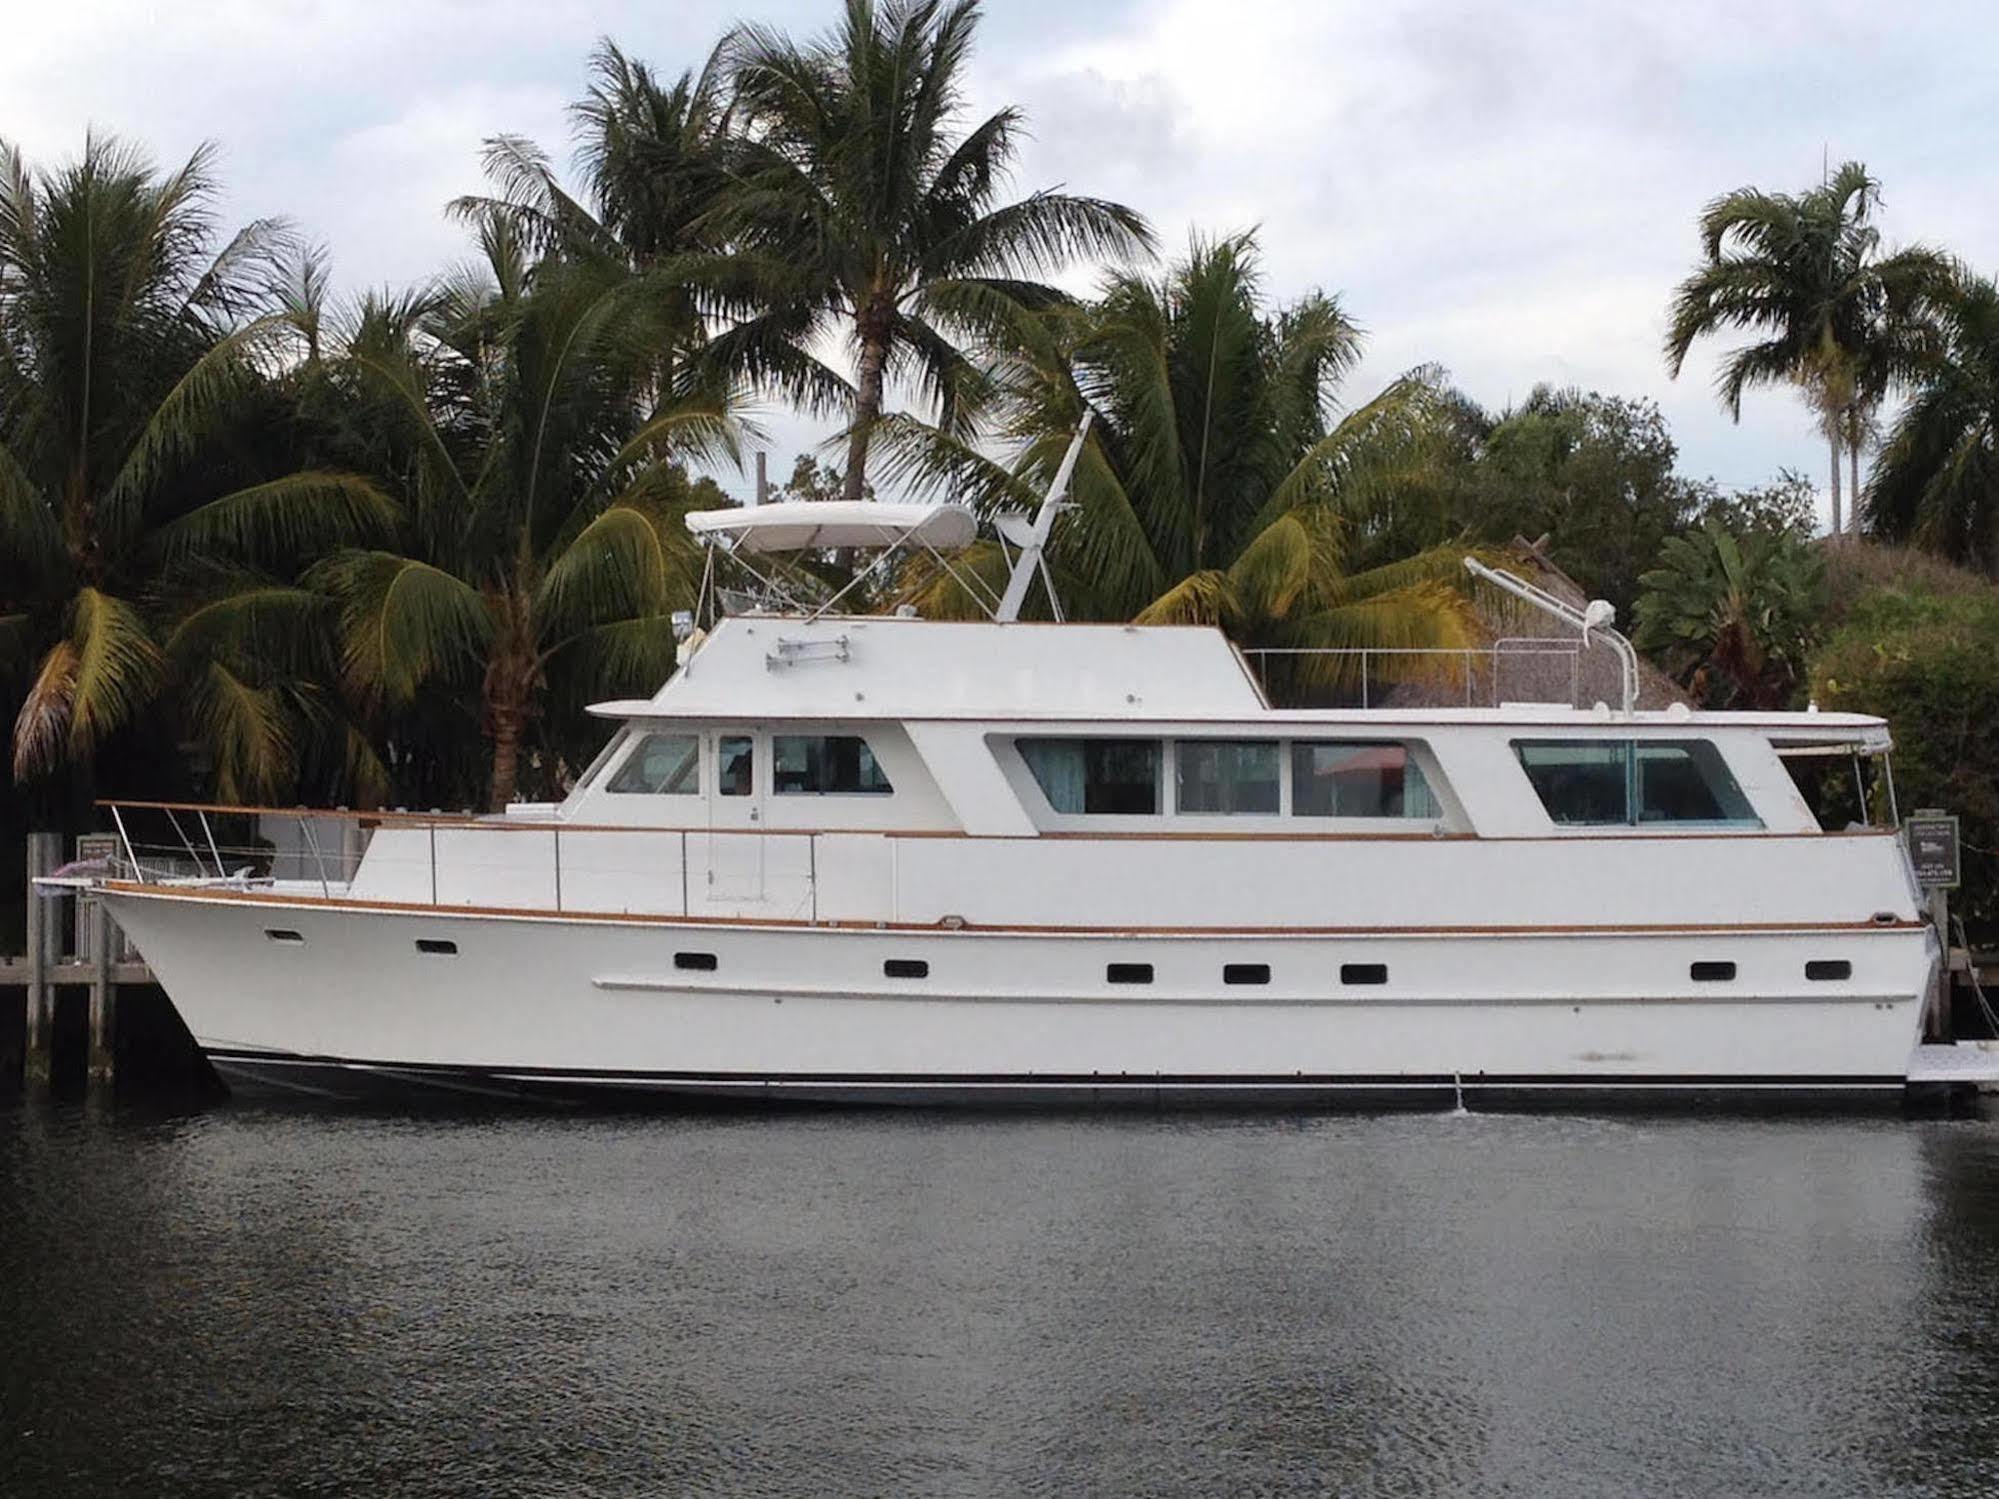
[1463,556,1639,715]
[995,413,1092,624]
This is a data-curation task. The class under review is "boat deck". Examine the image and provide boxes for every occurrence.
[1907,1043,1999,1089]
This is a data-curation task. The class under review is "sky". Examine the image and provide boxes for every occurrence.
[5,0,1993,524]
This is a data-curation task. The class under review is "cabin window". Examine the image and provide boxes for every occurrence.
[1177,740,1281,814]
[605,733,701,795]
[1341,963,1389,985]
[718,736,755,797]
[1292,742,1437,818]
[1019,738,1161,815]
[1806,960,1852,982]
[773,735,894,795]
[1513,740,1759,827]
[1106,962,1154,985]
[1223,963,1271,986]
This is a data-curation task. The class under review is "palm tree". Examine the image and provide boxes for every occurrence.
[1664,162,1949,537]
[1866,269,1999,573]
[886,232,1478,692]
[1632,516,1825,708]
[0,134,393,797]
[716,0,1153,503]
[313,218,727,810]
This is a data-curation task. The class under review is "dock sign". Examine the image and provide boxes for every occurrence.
[1905,811,1960,890]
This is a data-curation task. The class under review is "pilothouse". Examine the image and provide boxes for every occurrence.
[69,424,1938,1105]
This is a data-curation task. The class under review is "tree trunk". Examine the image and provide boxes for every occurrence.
[487,696,524,812]
[1848,426,1863,538]
[1827,429,1843,540]
[843,310,891,505]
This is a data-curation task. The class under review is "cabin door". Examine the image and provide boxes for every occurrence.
[703,729,766,904]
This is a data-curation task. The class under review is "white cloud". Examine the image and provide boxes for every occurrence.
[3,0,1991,520]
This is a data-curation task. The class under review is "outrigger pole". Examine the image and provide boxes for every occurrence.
[995,412,1093,624]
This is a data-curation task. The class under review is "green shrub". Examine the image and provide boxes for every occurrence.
[1812,584,1999,942]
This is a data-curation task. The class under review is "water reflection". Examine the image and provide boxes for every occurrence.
[4,1108,1998,1497]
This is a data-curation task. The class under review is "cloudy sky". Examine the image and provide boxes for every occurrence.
[6,0,1991,521]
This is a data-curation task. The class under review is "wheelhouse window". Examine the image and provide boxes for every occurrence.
[718,736,755,797]
[1292,742,1437,818]
[1177,740,1280,814]
[606,733,700,795]
[1019,738,1161,815]
[772,735,894,795]
[1514,739,1759,826]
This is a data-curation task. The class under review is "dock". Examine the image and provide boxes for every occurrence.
[1907,1042,1999,1090]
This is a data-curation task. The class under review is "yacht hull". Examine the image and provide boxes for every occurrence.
[103,884,1934,1110]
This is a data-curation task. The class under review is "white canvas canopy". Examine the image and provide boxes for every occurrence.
[685,501,978,555]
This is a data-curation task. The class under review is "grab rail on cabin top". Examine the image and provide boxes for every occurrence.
[1241,640,1586,710]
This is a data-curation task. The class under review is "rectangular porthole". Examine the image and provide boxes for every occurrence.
[883,958,929,979]
[264,929,304,945]
[416,939,457,956]
[674,952,718,972]
[1690,961,1736,982]
[1224,963,1271,986]
[1341,963,1388,986]
[1806,960,1853,981]
[1107,963,1153,985]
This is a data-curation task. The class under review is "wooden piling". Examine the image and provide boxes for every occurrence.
[87,895,116,1087]
[23,832,60,1089]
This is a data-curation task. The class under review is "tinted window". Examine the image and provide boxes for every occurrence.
[1019,738,1161,815]
[773,735,893,795]
[606,733,700,795]
[1292,742,1437,818]
[718,736,755,797]
[1514,740,1758,827]
[1177,740,1280,814]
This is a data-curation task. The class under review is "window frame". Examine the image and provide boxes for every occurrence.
[1174,738,1283,817]
[1511,737,1763,830]
[603,731,703,796]
[770,733,896,797]
[1017,736,1165,818]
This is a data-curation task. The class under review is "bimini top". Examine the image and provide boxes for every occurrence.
[685,500,978,555]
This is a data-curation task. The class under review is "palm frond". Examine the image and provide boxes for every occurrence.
[153,471,398,563]
[310,550,492,704]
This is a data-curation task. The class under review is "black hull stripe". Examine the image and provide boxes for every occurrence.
[204,1049,1907,1093]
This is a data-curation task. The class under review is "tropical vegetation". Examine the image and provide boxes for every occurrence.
[4,1,1999,936]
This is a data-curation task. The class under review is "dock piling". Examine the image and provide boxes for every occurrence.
[87,895,116,1087]
[23,832,59,1090]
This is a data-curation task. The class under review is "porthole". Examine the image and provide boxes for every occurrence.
[884,958,929,979]
[1341,963,1388,986]
[1806,960,1852,982]
[1107,963,1154,985]
[1690,961,1736,982]
[264,928,304,945]
[416,939,457,956]
[674,951,718,972]
[1224,963,1271,986]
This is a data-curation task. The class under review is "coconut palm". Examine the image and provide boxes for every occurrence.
[1664,161,1949,537]
[885,232,1478,692]
[0,134,394,797]
[715,0,1153,503]
[1866,270,1999,574]
[313,218,728,811]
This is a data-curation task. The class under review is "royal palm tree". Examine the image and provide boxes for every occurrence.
[1866,269,1999,574]
[0,134,393,797]
[716,0,1153,503]
[886,232,1477,692]
[313,217,728,810]
[1664,162,1949,537]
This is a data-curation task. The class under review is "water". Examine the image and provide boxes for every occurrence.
[6,1105,1999,1497]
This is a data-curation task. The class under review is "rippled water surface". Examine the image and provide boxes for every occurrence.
[6,1104,1999,1497]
